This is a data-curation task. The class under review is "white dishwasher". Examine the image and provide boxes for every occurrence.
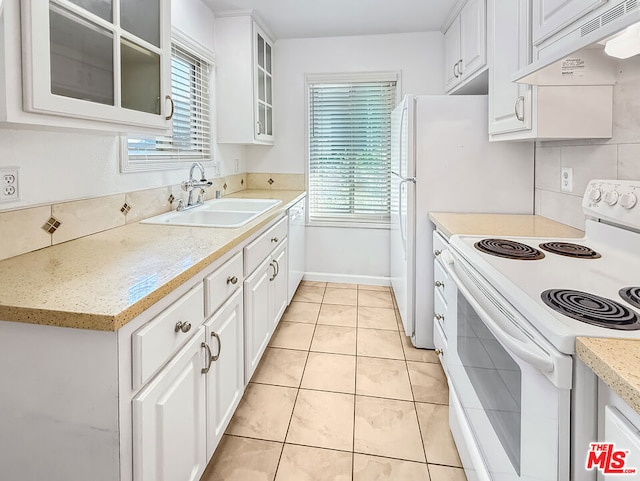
[288,196,306,303]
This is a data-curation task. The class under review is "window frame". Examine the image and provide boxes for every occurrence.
[120,28,215,173]
[305,71,401,229]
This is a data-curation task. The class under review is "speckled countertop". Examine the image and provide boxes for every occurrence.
[0,190,305,331]
[577,337,640,414]
[429,213,584,239]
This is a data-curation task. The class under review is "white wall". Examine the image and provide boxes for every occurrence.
[0,0,244,211]
[534,57,640,229]
[246,32,445,283]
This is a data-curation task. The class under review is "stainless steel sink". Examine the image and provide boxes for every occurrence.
[141,198,282,228]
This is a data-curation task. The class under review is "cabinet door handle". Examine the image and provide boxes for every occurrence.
[434,249,442,257]
[210,332,221,362]
[201,342,213,374]
[269,261,277,281]
[273,259,279,278]
[271,237,279,243]
[175,321,191,333]
[514,95,525,121]
[227,276,238,285]
[457,59,463,76]
[435,348,444,356]
[453,62,459,79]
[435,281,445,288]
[256,120,262,135]
[165,95,175,120]
[435,313,445,321]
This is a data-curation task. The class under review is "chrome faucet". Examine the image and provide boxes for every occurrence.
[177,162,213,211]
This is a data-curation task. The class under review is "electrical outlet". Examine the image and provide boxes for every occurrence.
[0,167,19,202]
[561,167,573,192]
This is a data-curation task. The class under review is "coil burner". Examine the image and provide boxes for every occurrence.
[474,239,545,260]
[541,289,640,330]
[619,287,640,310]
[539,242,601,259]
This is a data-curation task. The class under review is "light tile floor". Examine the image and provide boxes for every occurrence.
[201,282,467,481]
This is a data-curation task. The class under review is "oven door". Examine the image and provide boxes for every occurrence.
[441,249,572,481]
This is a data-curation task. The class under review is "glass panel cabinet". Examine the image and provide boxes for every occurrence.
[21,0,171,132]
[215,12,275,145]
[255,27,273,139]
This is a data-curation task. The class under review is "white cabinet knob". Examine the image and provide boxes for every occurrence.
[588,187,602,202]
[620,192,637,209]
[604,190,619,206]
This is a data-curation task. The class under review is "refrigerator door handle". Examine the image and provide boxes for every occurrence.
[391,171,416,183]
[398,179,413,257]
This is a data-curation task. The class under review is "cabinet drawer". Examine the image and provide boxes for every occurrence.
[434,259,450,302]
[205,252,244,318]
[132,284,204,389]
[244,216,287,276]
[434,288,448,339]
[433,312,447,372]
[433,229,449,259]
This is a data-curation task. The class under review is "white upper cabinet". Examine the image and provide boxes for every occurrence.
[488,0,532,136]
[532,0,608,44]
[215,12,275,145]
[16,0,172,132]
[489,0,614,140]
[444,0,487,93]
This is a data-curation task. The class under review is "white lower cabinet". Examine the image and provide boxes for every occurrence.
[244,239,288,383]
[0,204,302,481]
[132,328,208,481]
[205,288,245,458]
[271,243,289,330]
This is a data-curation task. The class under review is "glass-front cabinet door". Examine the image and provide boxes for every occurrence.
[22,0,171,132]
[254,22,273,142]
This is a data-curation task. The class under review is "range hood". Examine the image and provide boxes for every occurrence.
[514,0,640,85]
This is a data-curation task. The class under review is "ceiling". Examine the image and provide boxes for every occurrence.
[202,0,460,39]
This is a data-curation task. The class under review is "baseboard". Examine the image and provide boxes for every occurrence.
[303,272,390,286]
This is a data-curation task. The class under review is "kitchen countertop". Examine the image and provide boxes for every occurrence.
[429,213,584,239]
[0,190,305,332]
[576,337,640,415]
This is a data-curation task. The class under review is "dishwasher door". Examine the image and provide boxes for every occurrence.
[288,196,306,303]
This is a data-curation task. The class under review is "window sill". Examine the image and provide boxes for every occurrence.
[306,221,390,230]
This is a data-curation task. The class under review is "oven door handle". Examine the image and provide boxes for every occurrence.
[442,250,555,374]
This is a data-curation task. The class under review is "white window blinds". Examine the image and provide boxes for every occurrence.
[127,43,211,164]
[308,78,396,224]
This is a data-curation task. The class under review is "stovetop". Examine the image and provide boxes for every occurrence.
[450,219,640,354]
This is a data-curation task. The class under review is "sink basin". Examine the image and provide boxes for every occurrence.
[201,198,281,212]
[141,198,282,228]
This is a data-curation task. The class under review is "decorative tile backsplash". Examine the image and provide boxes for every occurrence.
[247,173,305,191]
[0,173,250,261]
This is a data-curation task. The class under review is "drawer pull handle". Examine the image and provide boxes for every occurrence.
[201,342,213,374]
[211,332,221,362]
[271,237,279,243]
[175,321,192,333]
[227,276,238,285]
[435,313,445,321]
[269,261,277,281]
[435,348,444,356]
[434,249,442,257]
[435,281,445,288]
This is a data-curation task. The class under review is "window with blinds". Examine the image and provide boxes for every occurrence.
[127,43,211,167]
[308,76,396,225]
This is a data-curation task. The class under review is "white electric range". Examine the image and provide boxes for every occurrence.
[440,179,640,481]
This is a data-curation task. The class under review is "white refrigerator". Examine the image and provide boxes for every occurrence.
[390,95,534,348]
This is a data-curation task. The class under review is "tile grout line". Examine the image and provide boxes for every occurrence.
[271,288,322,481]
[352,295,360,480]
